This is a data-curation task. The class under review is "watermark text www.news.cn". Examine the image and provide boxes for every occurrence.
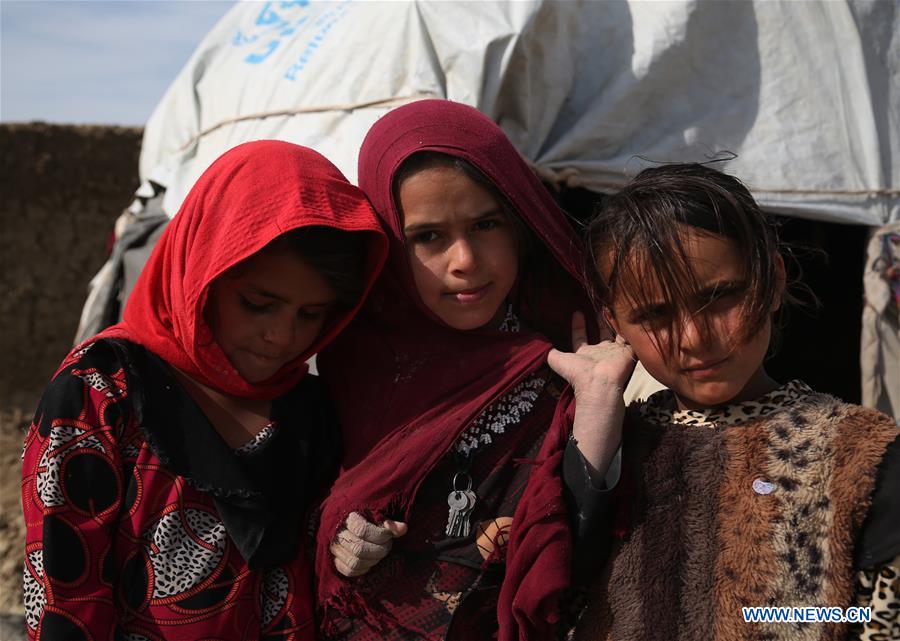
[742,607,872,624]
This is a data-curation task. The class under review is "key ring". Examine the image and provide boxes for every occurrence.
[452,472,473,492]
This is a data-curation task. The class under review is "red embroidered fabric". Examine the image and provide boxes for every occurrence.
[324,368,562,640]
[22,140,388,640]
[316,100,596,641]
[23,341,320,640]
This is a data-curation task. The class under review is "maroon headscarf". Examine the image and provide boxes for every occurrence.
[316,100,595,639]
[95,140,387,400]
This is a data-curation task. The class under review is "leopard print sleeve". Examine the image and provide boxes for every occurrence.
[851,554,900,640]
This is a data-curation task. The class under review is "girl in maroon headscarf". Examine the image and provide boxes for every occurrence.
[21,141,387,641]
[315,100,632,640]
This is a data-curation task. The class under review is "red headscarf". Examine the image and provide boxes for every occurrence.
[99,140,387,400]
[316,100,595,640]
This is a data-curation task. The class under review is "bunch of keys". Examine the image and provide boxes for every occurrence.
[446,472,477,538]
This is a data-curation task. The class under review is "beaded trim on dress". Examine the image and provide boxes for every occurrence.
[454,375,548,456]
[452,306,546,456]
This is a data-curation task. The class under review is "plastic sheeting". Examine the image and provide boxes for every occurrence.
[861,222,900,421]
[138,0,898,225]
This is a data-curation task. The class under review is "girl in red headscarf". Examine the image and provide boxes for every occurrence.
[314,100,631,641]
[21,141,387,641]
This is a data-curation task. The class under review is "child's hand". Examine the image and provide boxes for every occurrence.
[547,311,636,483]
[547,311,636,403]
[330,511,408,578]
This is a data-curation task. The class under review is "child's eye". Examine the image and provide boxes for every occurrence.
[239,295,272,313]
[298,308,327,321]
[632,305,669,325]
[473,218,500,232]
[699,286,743,313]
[708,286,739,301]
[410,230,440,244]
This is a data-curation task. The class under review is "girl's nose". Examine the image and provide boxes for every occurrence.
[263,317,294,347]
[448,237,477,274]
[679,312,705,351]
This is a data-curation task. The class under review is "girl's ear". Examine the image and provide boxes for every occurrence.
[772,252,786,313]
[602,307,621,335]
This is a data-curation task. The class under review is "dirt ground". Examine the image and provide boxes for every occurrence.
[0,411,27,614]
[0,123,142,639]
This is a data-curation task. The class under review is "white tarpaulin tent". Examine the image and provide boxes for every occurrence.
[78,0,900,414]
[138,0,898,224]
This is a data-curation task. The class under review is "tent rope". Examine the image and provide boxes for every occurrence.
[180,108,900,198]
[538,173,900,198]
[177,93,436,152]
[749,187,900,196]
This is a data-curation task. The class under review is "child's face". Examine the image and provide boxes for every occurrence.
[602,227,782,410]
[398,166,519,331]
[205,246,337,383]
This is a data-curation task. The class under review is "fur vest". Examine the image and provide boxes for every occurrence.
[575,382,898,641]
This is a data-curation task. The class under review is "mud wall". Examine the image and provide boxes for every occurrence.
[0,123,143,409]
[0,123,141,621]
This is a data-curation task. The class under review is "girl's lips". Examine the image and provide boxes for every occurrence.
[446,284,491,304]
[247,350,282,365]
[682,356,729,378]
